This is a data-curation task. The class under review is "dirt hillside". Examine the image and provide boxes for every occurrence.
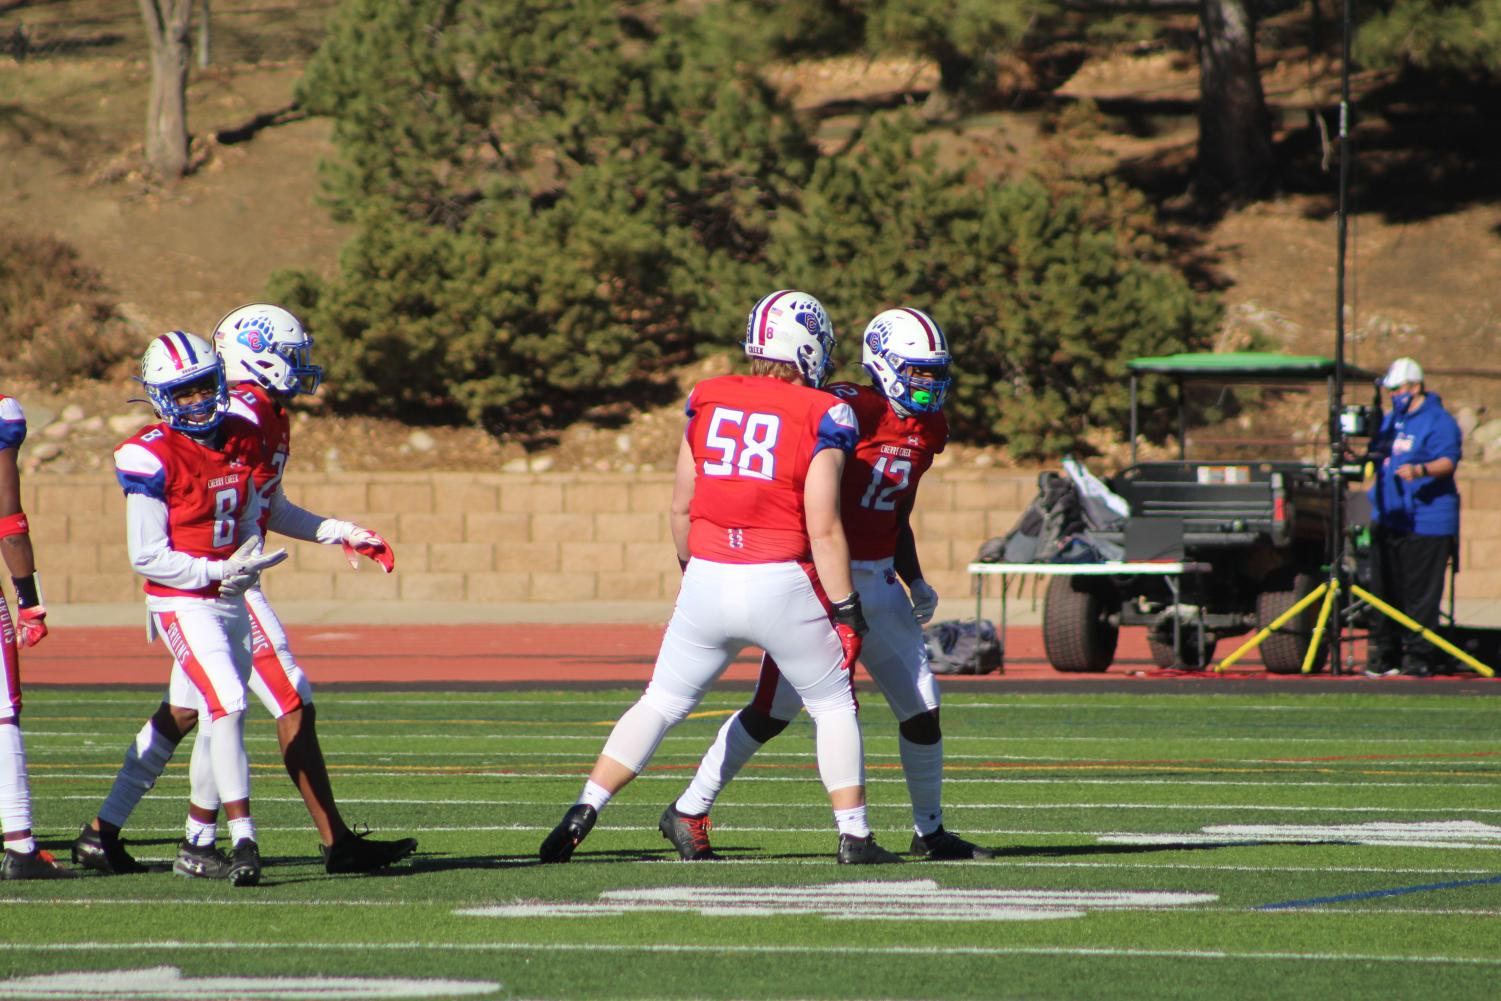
[2,29,1498,478]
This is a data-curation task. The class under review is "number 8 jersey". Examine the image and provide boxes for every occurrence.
[114,419,259,598]
[827,382,949,561]
[685,374,858,564]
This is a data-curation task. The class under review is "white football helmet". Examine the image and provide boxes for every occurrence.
[744,289,836,388]
[139,330,230,434]
[212,303,322,396]
[861,307,952,415]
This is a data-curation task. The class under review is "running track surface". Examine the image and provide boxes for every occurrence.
[24,624,1498,692]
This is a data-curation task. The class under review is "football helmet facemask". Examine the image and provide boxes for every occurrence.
[213,303,322,396]
[139,330,230,435]
[744,289,837,388]
[861,307,952,415]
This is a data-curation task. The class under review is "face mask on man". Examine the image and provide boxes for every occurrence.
[1391,392,1413,413]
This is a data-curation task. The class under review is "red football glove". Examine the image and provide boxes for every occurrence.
[835,622,862,673]
[342,527,395,573]
[17,605,47,648]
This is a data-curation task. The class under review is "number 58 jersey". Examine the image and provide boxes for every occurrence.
[827,382,948,561]
[685,374,858,564]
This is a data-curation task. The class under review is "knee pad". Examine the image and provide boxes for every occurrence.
[638,684,700,728]
[738,706,791,744]
[899,710,942,746]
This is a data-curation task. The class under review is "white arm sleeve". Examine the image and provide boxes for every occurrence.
[264,484,354,544]
[125,493,223,588]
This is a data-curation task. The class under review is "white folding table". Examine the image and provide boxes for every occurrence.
[967,561,1214,669]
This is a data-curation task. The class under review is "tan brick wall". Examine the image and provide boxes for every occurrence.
[20,469,1501,608]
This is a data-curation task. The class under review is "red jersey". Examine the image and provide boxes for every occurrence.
[685,374,858,563]
[114,420,259,598]
[0,395,25,452]
[227,382,292,533]
[827,382,948,561]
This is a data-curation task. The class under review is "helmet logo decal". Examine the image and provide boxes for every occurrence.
[236,316,274,353]
[795,311,821,337]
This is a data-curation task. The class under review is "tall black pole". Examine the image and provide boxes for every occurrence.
[1328,0,1355,673]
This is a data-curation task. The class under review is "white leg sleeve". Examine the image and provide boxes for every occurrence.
[97,721,180,829]
[187,725,222,812]
[811,706,864,794]
[599,700,676,775]
[0,722,33,837]
[676,712,764,816]
[899,735,944,835]
[207,711,251,804]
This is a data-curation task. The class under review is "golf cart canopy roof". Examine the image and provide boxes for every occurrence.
[1126,352,1378,383]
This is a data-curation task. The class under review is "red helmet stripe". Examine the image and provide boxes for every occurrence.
[758,290,793,346]
[900,308,938,351]
[160,334,186,370]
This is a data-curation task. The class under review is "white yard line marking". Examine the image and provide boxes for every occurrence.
[0,966,499,999]
[35,794,1501,814]
[14,941,1501,967]
[1106,820,1501,850]
[458,879,1215,922]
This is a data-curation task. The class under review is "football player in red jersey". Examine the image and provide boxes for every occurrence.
[0,393,73,879]
[102,331,288,886]
[660,307,993,862]
[73,306,416,878]
[541,290,902,865]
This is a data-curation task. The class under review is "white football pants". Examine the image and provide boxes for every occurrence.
[601,558,865,793]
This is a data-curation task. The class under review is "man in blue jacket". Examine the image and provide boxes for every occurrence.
[1364,357,1463,678]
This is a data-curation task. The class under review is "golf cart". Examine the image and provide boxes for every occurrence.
[1042,352,1376,673]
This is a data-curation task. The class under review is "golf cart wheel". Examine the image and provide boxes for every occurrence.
[1042,576,1118,673]
[1257,572,1328,674]
[1147,629,1219,670]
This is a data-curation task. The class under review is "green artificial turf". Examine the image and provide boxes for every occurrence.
[4,687,1500,999]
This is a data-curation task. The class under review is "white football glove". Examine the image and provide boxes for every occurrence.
[909,579,940,626]
[218,537,289,597]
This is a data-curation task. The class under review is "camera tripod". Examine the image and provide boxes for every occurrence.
[1216,568,1496,677]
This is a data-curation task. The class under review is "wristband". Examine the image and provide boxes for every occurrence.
[12,571,42,609]
[831,591,868,636]
[0,512,28,539]
[1419,463,1428,476]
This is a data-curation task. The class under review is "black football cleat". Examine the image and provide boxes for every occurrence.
[322,831,419,874]
[173,840,233,880]
[539,804,597,864]
[1,847,76,880]
[227,839,262,887]
[71,824,150,875]
[658,803,717,861]
[909,826,996,860]
[836,833,903,865]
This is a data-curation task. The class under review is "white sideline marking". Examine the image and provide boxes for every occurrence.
[458,879,1212,922]
[17,941,1501,968]
[37,794,1501,814]
[1107,820,1501,850]
[0,966,499,998]
[34,695,1501,713]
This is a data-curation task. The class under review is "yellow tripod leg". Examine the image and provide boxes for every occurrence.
[1348,584,1496,678]
[1301,579,1339,674]
[1214,582,1328,673]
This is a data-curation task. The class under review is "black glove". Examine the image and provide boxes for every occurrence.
[831,591,868,637]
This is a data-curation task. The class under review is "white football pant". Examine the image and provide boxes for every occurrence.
[601,558,865,793]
